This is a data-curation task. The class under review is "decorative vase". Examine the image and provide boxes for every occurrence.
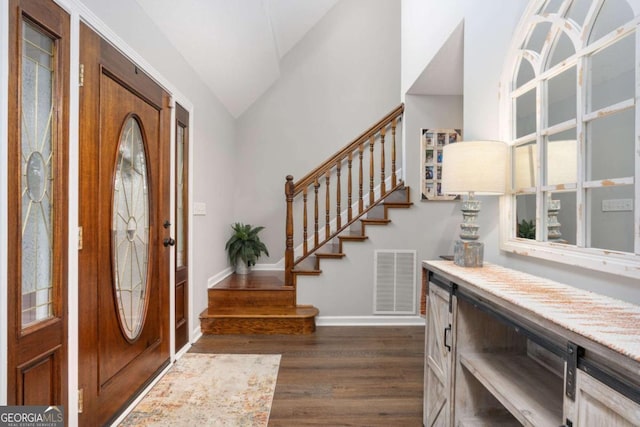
[235,260,250,275]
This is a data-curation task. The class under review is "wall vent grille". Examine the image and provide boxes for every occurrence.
[374,250,416,314]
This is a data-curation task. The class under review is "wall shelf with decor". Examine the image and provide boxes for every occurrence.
[420,128,462,201]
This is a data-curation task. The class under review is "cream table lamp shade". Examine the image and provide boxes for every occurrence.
[441,140,508,196]
[441,140,508,267]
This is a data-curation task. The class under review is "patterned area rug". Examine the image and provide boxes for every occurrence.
[119,353,281,427]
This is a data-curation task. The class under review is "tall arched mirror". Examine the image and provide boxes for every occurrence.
[502,0,639,278]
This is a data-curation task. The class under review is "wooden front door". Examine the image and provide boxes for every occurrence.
[7,0,69,408]
[174,103,189,352]
[78,24,171,425]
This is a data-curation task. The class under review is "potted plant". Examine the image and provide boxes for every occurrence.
[224,223,269,274]
[517,219,535,239]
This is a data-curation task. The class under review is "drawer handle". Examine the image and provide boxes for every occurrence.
[444,325,452,352]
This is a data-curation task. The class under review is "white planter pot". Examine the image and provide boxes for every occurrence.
[235,260,251,275]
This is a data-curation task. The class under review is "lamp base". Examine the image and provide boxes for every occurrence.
[453,240,484,267]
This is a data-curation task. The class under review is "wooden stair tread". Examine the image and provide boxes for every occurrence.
[292,256,321,274]
[201,306,319,318]
[361,218,391,225]
[339,231,368,241]
[208,272,295,309]
[200,306,318,335]
[212,271,285,290]
[383,201,413,208]
[316,243,345,258]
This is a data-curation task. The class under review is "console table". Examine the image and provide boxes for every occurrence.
[422,260,640,427]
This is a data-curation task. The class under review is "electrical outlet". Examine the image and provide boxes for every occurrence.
[601,199,633,212]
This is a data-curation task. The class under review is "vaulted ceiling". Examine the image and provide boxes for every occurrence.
[135,0,339,118]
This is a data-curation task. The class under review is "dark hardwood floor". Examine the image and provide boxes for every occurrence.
[190,326,425,426]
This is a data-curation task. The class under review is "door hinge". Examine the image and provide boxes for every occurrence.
[78,388,84,413]
[78,226,83,250]
[79,64,84,87]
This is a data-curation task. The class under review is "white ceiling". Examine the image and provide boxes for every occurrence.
[135,0,339,118]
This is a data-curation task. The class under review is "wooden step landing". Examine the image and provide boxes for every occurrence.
[203,271,319,334]
[200,305,318,335]
[208,271,295,309]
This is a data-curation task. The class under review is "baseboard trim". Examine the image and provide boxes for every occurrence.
[316,316,425,326]
[207,268,233,288]
[191,326,202,344]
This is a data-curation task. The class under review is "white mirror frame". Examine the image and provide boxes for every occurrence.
[499,0,640,280]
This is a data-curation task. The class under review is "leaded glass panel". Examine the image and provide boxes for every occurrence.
[112,117,150,341]
[21,20,54,327]
[177,125,185,268]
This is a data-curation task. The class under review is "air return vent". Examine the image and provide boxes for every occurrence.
[374,250,416,314]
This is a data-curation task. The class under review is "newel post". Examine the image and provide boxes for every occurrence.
[285,175,295,287]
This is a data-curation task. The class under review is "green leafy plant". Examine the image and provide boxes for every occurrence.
[517,219,536,239]
[225,223,269,267]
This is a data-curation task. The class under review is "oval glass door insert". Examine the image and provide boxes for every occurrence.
[112,116,150,341]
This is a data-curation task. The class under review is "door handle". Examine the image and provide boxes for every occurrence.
[444,325,452,352]
[163,237,176,247]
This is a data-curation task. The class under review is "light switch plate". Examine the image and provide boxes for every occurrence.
[193,202,207,216]
[602,199,633,212]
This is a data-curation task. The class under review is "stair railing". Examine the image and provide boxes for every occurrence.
[284,104,404,287]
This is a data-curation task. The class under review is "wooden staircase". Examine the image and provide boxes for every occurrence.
[199,271,318,334]
[292,185,412,276]
[200,104,407,335]
[199,185,411,334]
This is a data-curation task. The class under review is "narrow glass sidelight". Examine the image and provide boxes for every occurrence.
[176,124,185,268]
[112,116,150,341]
[21,21,55,327]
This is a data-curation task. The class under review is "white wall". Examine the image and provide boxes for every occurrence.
[77,0,237,333]
[234,0,401,265]
[401,0,464,97]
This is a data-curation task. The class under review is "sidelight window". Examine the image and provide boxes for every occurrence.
[21,21,55,326]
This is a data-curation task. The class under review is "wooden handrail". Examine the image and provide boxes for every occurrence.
[292,104,404,194]
[284,103,404,288]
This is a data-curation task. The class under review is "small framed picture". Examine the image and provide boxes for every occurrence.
[420,127,462,201]
[426,166,434,180]
[422,130,434,146]
[426,150,434,163]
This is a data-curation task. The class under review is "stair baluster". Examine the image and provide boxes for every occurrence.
[303,187,308,255]
[369,135,375,205]
[314,178,320,248]
[347,153,353,222]
[380,126,386,194]
[336,160,342,229]
[325,171,331,240]
[391,118,397,188]
[284,104,405,288]
[358,145,364,213]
